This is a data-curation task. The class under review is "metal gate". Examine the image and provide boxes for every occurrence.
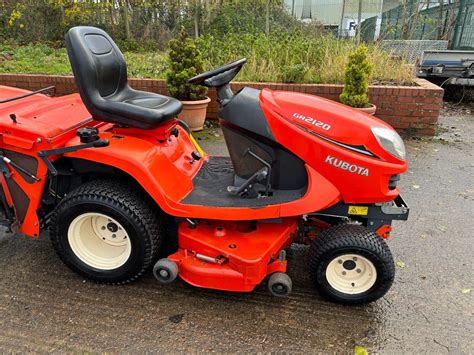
[452,0,474,49]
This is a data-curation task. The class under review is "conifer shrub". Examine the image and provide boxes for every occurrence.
[166,28,207,101]
[339,44,373,108]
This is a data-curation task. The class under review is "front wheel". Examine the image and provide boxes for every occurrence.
[308,224,395,304]
[50,179,164,284]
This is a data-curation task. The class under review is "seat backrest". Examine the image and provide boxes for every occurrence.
[66,26,128,104]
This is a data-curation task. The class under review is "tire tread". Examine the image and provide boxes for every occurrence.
[50,179,163,285]
[308,224,395,304]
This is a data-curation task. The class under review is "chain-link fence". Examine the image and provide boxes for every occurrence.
[381,39,448,62]
[359,0,473,49]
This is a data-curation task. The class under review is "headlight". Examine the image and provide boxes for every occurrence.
[371,127,406,160]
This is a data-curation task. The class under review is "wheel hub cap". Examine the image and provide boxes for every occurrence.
[68,213,132,270]
[326,254,377,294]
[342,259,356,270]
[107,222,119,233]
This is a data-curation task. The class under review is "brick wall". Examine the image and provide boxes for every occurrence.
[0,74,443,136]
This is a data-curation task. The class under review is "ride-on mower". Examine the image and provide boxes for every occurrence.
[0,27,409,304]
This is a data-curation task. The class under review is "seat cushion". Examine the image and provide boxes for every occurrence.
[87,87,183,129]
[103,87,183,128]
[124,96,172,109]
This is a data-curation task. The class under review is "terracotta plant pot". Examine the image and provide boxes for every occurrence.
[178,97,211,131]
[353,103,377,115]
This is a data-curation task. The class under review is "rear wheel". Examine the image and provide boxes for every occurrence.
[50,179,163,284]
[308,224,395,304]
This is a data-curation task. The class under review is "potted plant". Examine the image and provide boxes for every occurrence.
[339,44,376,115]
[166,28,210,131]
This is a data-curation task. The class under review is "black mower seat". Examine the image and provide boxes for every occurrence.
[66,26,182,129]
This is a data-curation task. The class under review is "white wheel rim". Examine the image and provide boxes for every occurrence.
[68,213,132,270]
[325,254,377,294]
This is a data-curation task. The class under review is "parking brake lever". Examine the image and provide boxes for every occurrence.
[227,167,268,198]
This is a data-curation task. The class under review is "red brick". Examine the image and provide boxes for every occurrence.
[0,74,440,135]
[403,103,420,111]
[394,109,415,116]
[401,88,414,96]
[374,108,393,115]
[377,115,399,122]
[422,103,442,110]
[395,122,410,129]
[400,116,418,123]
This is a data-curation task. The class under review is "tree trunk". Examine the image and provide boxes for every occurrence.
[122,0,131,40]
[400,0,410,40]
[265,0,271,36]
[356,0,362,44]
[437,0,445,39]
[109,0,116,28]
[194,0,200,39]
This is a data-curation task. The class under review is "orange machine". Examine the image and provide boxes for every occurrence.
[0,27,409,304]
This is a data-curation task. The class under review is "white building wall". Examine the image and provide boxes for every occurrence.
[285,0,391,26]
[285,0,390,37]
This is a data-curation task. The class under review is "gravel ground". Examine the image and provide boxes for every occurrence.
[0,103,472,353]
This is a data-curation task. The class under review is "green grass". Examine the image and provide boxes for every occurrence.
[0,44,71,75]
[0,43,168,78]
[197,33,414,85]
[0,34,415,85]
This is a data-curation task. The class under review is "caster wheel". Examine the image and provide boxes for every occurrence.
[153,258,178,284]
[268,272,292,297]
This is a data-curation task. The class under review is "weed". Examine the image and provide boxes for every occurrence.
[0,34,415,86]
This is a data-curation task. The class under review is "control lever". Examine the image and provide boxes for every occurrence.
[227,167,268,197]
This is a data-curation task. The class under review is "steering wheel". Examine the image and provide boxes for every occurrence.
[188,58,247,87]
